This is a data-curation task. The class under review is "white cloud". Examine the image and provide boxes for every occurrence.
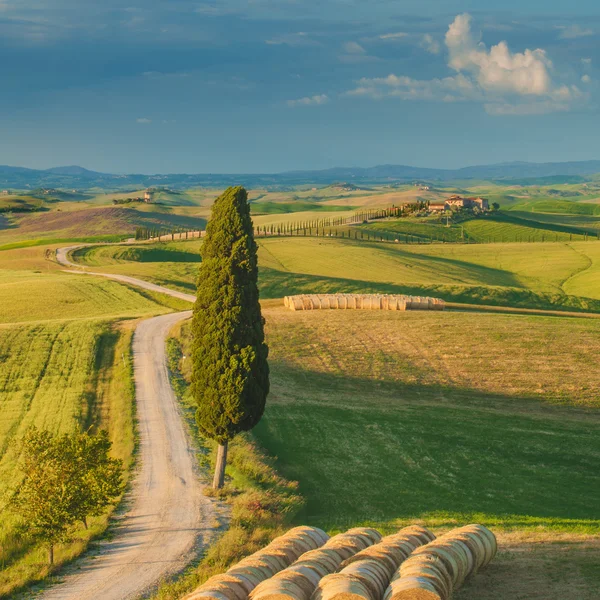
[379,32,408,41]
[346,73,482,103]
[557,25,594,39]
[344,13,586,116]
[136,118,152,124]
[420,34,440,55]
[343,41,366,55]
[287,94,329,108]
[265,32,318,47]
[582,74,592,84]
[446,13,553,96]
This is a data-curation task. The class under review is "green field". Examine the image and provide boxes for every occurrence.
[0,244,188,595]
[69,236,600,313]
[253,307,600,598]
[0,319,137,595]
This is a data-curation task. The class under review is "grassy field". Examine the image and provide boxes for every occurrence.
[250,306,600,598]
[0,203,208,246]
[0,319,137,596]
[69,236,600,312]
[0,242,189,595]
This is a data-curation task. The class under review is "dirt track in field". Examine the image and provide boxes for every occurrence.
[39,250,212,600]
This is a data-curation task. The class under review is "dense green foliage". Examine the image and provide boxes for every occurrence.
[191,187,269,444]
[7,427,123,563]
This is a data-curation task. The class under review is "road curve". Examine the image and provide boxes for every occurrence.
[56,245,196,303]
[40,250,213,599]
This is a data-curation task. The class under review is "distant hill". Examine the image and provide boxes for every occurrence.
[0,160,599,191]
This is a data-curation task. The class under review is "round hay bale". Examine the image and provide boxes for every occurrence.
[250,577,306,600]
[227,567,265,587]
[314,576,372,600]
[409,546,461,588]
[299,548,346,571]
[397,526,436,545]
[342,560,390,598]
[202,574,257,596]
[185,591,234,600]
[456,525,497,565]
[343,528,382,545]
[197,581,248,600]
[399,557,452,599]
[386,577,443,600]
[339,548,401,574]
[444,532,486,573]
[285,565,324,588]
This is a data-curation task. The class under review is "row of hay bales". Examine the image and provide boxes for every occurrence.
[313,526,435,600]
[283,295,445,312]
[185,526,330,600]
[184,524,496,600]
[250,528,383,600]
[385,525,497,600]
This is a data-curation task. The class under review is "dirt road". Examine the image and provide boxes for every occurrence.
[55,245,196,303]
[40,251,213,599]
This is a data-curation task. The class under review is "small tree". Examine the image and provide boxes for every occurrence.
[69,429,124,529]
[191,186,269,489]
[7,427,124,564]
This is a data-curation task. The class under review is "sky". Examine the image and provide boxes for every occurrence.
[1,0,599,173]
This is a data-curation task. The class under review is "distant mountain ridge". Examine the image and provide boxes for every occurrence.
[0,160,599,190]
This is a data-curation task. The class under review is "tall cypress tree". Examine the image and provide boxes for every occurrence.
[191,186,269,489]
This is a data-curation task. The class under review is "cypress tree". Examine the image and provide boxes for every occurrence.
[191,186,269,489]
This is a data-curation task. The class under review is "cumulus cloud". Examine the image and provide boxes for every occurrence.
[345,13,586,116]
[287,94,329,107]
[136,117,152,124]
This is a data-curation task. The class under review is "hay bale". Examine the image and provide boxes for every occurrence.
[385,576,443,600]
[312,575,373,600]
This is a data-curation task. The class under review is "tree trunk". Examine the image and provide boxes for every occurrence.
[48,544,54,565]
[82,516,88,530]
[212,442,228,489]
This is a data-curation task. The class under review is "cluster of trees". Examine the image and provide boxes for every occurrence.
[7,427,123,564]
[134,226,201,241]
[113,197,145,205]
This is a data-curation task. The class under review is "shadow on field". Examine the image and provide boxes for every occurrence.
[258,267,600,313]
[254,362,600,531]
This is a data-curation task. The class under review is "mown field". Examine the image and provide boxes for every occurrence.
[70,236,600,312]
[251,306,600,598]
[0,319,136,596]
[0,244,190,596]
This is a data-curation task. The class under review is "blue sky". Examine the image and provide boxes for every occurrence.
[1,0,599,173]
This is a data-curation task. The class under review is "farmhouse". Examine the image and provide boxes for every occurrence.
[144,190,153,203]
[446,194,489,211]
[429,202,448,212]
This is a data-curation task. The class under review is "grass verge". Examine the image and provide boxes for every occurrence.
[150,324,304,600]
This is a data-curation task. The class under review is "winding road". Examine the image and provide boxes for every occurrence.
[41,247,211,600]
